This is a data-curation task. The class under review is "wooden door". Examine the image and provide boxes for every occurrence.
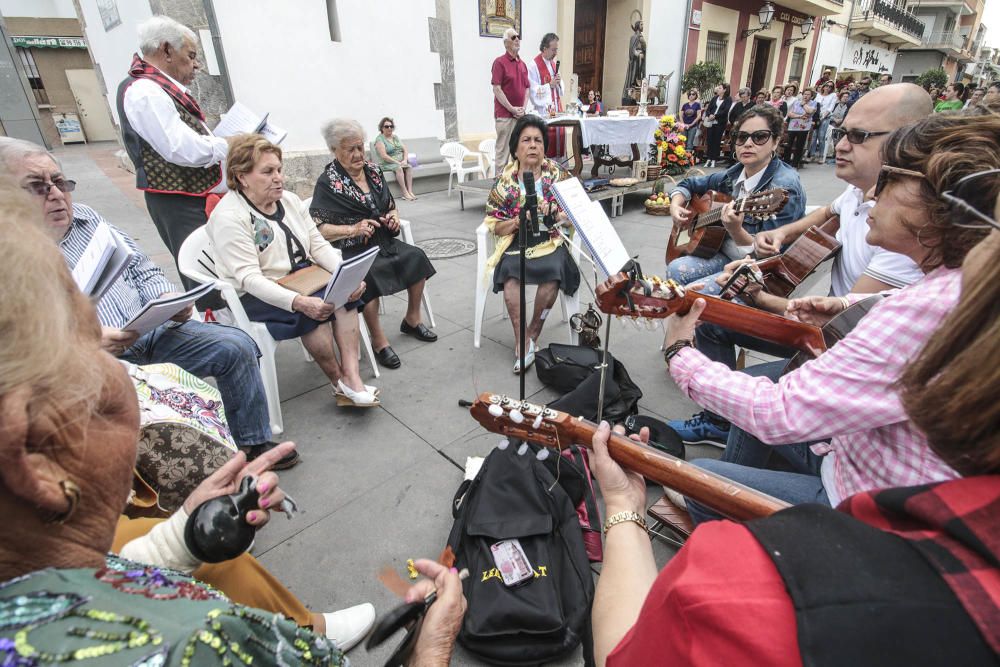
[574,0,606,100]
[65,69,117,142]
[748,38,772,94]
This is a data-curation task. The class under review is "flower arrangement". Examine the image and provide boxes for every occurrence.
[652,114,696,176]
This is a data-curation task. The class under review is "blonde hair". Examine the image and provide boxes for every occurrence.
[225,133,283,191]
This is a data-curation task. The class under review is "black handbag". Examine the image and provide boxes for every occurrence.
[535,344,642,424]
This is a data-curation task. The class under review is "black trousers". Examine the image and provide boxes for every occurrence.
[787,131,809,168]
[706,123,727,161]
[144,191,225,311]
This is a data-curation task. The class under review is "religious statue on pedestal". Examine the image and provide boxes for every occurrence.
[621,10,646,105]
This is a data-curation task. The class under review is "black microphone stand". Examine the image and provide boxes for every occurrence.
[518,174,539,401]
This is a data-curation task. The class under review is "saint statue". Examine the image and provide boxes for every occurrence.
[622,11,646,105]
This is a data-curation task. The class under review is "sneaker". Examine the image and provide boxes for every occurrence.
[322,602,376,652]
[666,411,729,448]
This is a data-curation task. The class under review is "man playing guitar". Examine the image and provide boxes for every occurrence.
[669,84,931,447]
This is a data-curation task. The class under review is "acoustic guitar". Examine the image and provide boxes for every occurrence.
[665,188,789,265]
[469,393,790,521]
[720,217,842,300]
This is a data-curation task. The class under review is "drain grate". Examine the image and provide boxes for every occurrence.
[415,237,477,259]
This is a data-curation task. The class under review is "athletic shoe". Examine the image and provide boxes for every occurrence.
[323,603,376,652]
[666,411,729,448]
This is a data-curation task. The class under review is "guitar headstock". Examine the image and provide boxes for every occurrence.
[595,272,691,319]
[469,393,573,451]
[737,188,789,221]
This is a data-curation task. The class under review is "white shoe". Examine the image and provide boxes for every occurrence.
[513,340,537,374]
[664,487,687,509]
[322,602,376,652]
[335,380,380,407]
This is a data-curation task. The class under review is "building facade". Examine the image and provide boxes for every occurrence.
[893,0,984,83]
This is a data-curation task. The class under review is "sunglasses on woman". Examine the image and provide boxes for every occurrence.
[383,124,394,129]
[874,166,1000,231]
[831,127,891,145]
[733,130,774,146]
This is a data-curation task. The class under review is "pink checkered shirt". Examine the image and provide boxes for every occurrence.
[670,266,961,503]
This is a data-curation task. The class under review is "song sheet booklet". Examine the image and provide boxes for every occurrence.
[551,178,631,278]
[70,221,135,300]
[322,246,380,309]
[123,282,215,337]
[214,101,288,144]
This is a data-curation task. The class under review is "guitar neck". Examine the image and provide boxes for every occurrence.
[692,206,725,230]
[695,294,827,356]
[564,417,789,520]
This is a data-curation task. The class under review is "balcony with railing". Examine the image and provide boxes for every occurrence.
[851,0,926,46]
[923,29,967,54]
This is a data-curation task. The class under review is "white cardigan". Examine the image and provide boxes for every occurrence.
[207,190,343,312]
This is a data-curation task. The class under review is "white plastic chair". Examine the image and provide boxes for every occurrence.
[441,141,486,196]
[473,223,579,348]
[478,138,497,179]
[177,227,381,436]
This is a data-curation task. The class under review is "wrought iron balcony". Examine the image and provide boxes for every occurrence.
[856,0,926,40]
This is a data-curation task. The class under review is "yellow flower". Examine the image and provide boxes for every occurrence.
[675,147,686,157]
[678,134,687,143]
[663,115,676,125]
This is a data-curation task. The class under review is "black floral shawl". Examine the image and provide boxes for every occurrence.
[310,159,399,257]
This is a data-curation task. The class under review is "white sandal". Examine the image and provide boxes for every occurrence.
[513,340,537,375]
[335,380,380,407]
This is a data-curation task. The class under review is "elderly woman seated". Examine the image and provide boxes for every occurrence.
[373,116,418,201]
[485,114,580,373]
[209,133,378,407]
[310,118,437,371]
[0,182,466,663]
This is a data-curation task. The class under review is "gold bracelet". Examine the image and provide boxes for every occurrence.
[603,511,648,535]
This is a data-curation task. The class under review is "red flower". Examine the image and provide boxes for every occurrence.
[667,154,678,162]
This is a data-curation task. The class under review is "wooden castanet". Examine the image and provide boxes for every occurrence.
[469,393,791,521]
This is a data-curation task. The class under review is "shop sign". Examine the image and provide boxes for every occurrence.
[11,36,87,49]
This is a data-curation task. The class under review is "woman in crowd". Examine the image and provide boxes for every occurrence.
[782,83,799,115]
[809,80,837,162]
[766,85,788,116]
[373,116,418,201]
[667,105,804,294]
[678,89,702,156]
[311,118,437,371]
[928,85,941,102]
[830,89,851,128]
[785,86,816,168]
[0,185,467,664]
[591,222,1000,665]
[208,134,379,407]
[484,115,579,373]
[753,90,768,105]
[587,89,604,116]
[935,82,966,112]
[702,83,731,168]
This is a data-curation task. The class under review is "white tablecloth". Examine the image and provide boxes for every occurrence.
[547,116,659,156]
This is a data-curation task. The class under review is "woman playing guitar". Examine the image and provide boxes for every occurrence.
[666,104,805,295]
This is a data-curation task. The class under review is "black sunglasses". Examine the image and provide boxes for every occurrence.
[733,130,774,146]
[832,127,891,145]
[23,179,76,197]
[511,34,521,40]
[383,123,394,129]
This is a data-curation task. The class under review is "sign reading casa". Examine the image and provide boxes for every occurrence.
[11,36,87,49]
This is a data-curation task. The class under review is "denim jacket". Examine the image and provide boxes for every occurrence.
[669,158,806,234]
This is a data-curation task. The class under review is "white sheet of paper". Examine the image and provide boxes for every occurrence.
[213,101,266,138]
[322,246,380,308]
[260,122,287,145]
[122,282,214,337]
[71,221,117,295]
[552,178,631,278]
[90,229,135,301]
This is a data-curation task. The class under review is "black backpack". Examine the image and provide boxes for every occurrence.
[535,344,642,424]
[447,444,595,665]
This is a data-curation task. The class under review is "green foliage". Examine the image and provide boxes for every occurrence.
[681,61,725,99]
[915,68,948,91]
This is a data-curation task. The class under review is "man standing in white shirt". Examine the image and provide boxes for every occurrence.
[116,15,228,303]
[526,32,564,158]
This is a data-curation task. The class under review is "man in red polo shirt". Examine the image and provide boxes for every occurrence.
[491,27,530,172]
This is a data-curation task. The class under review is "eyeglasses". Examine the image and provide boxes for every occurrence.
[511,34,521,40]
[22,179,76,197]
[733,130,774,146]
[383,124,394,129]
[941,168,1000,232]
[831,127,891,145]
[874,165,925,198]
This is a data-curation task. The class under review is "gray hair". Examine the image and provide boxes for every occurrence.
[738,87,752,97]
[137,15,196,56]
[502,28,518,42]
[320,118,365,150]
[0,137,59,172]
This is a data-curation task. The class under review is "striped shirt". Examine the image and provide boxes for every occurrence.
[59,204,176,329]
[669,266,961,505]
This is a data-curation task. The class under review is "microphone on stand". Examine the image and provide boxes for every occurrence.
[522,170,539,235]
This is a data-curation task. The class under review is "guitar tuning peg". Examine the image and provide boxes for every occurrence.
[488,404,503,417]
[517,442,529,456]
[535,448,550,461]
[509,408,524,424]
[497,438,510,450]
[532,414,543,429]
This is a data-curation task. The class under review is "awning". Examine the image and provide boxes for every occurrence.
[11,36,87,49]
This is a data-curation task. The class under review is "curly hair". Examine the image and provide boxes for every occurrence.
[225,133,282,191]
[880,100,1000,270]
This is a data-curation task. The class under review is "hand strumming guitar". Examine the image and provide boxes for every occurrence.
[785,295,848,327]
[669,194,692,228]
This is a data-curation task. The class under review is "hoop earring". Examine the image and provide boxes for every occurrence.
[732,151,739,161]
[771,150,777,160]
[916,224,935,249]
[46,479,81,524]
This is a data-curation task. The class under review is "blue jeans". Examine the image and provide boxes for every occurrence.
[695,323,796,371]
[121,320,270,447]
[665,253,728,296]
[810,117,831,158]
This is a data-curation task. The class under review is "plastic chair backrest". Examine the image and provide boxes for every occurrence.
[440,141,468,168]
[177,226,218,285]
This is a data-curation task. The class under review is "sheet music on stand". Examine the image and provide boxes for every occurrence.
[552,178,631,278]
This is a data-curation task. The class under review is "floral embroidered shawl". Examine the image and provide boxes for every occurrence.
[310,159,399,257]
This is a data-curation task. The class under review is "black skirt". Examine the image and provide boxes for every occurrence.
[492,243,580,295]
[240,289,364,341]
[345,238,436,302]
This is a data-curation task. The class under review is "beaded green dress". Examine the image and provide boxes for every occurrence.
[0,555,346,666]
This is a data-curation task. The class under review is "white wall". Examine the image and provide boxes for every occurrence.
[645,0,688,110]
[450,0,557,140]
[0,0,76,18]
[77,0,153,123]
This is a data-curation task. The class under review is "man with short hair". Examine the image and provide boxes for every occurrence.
[985,81,1000,104]
[813,68,834,88]
[526,32,565,158]
[878,73,892,86]
[0,138,298,469]
[117,15,227,308]
[491,27,530,172]
[668,84,931,447]
[964,86,985,109]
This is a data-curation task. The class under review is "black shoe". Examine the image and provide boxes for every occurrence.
[239,441,301,470]
[375,345,401,369]
[400,320,437,342]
